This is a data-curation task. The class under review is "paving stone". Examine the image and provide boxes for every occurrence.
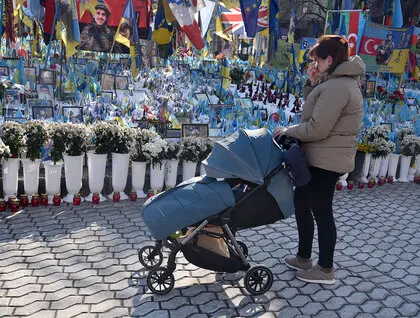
[14,301,50,316]
[26,310,57,318]
[45,288,79,301]
[50,296,84,310]
[52,305,90,318]
[9,292,46,306]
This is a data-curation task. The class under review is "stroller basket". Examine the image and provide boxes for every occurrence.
[183,243,244,273]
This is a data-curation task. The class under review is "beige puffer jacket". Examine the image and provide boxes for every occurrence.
[285,56,366,174]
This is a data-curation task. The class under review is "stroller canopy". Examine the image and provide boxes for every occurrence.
[202,129,284,184]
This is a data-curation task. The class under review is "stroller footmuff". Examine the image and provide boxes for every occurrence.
[139,129,294,295]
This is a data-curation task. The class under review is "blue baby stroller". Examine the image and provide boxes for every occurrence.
[139,129,295,295]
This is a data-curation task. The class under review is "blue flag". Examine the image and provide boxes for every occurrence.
[339,15,347,36]
[238,0,262,38]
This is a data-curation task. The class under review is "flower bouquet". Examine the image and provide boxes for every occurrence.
[399,134,420,182]
[0,140,11,162]
[91,122,115,155]
[143,136,168,169]
[23,121,48,161]
[0,122,25,158]
[48,123,67,164]
[143,136,168,192]
[179,137,203,163]
[131,129,159,162]
[376,86,388,101]
[64,123,90,156]
[387,89,405,104]
[108,124,136,154]
[164,141,181,161]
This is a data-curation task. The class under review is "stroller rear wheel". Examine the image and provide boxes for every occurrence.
[139,245,163,269]
[244,265,273,295]
[147,267,175,295]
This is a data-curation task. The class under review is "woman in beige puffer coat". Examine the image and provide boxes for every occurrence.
[274,35,366,285]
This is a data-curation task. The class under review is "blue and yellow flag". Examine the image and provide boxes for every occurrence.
[221,59,231,89]
[152,0,173,45]
[115,0,142,77]
[57,0,81,58]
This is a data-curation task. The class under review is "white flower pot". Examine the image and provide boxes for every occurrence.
[165,160,179,189]
[43,161,63,204]
[379,155,390,178]
[63,154,85,203]
[183,161,197,181]
[408,167,416,182]
[22,159,41,199]
[416,155,420,175]
[85,152,107,203]
[132,161,147,198]
[361,153,372,183]
[108,152,130,200]
[2,158,20,201]
[398,155,412,183]
[338,173,349,187]
[369,157,382,182]
[387,154,400,180]
[150,163,165,193]
[200,163,206,176]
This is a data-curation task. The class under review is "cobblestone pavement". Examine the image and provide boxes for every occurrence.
[1,183,419,318]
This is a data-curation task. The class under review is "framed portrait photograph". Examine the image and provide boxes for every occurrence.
[0,66,10,77]
[179,63,190,75]
[165,128,182,139]
[32,106,54,121]
[380,123,393,133]
[195,93,210,103]
[36,83,55,100]
[253,108,268,122]
[24,67,37,84]
[101,91,114,104]
[2,108,19,118]
[62,106,84,123]
[182,124,209,138]
[3,89,20,109]
[365,80,376,98]
[101,74,115,91]
[120,58,130,69]
[38,69,56,85]
[115,76,129,90]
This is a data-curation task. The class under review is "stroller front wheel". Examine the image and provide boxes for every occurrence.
[244,265,274,295]
[139,245,163,269]
[147,267,175,295]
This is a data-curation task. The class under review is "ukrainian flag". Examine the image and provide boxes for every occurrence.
[115,0,142,77]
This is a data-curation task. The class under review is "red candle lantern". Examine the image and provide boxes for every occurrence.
[53,194,61,206]
[387,176,394,184]
[130,190,137,202]
[347,181,354,190]
[368,178,375,189]
[92,193,100,204]
[358,182,365,189]
[113,191,120,202]
[147,190,154,199]
[10,198,20,213]
[336,182,343,191]
[20,194,29,207]
[73,194,81,205]
[0,199,6,212]
[40,194,48,207]
[378,177,386,186]
[8,196,17,209]
[31,194,40,207]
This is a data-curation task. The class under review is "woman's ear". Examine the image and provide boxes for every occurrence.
[327,56,333,67]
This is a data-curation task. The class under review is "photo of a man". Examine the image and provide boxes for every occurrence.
[37,84,54,100]
[79,3,114,52]
[376,31,395,65]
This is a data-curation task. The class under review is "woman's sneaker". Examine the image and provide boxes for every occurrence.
[296,264,336,285]
[285,255,313,271]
